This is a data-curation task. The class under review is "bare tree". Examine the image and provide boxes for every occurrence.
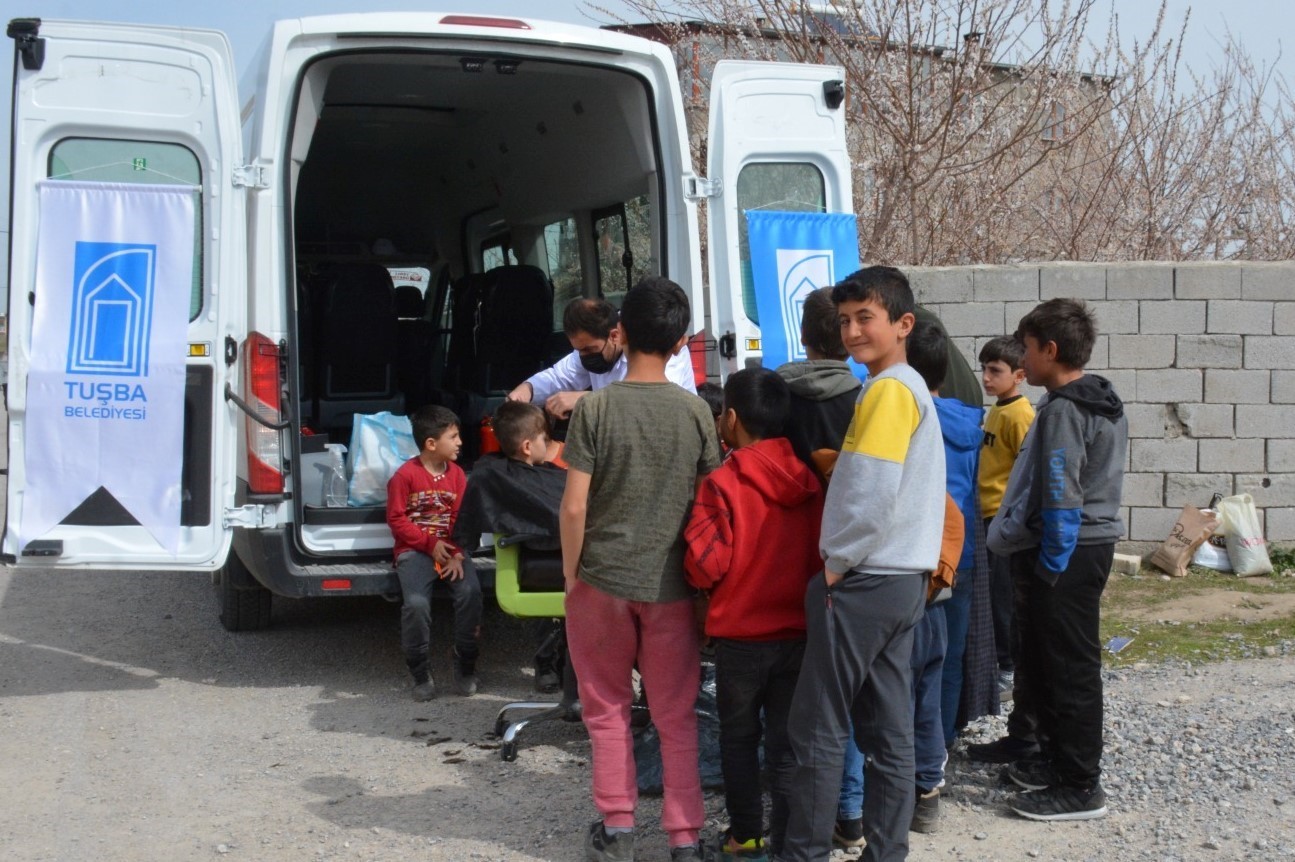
[597,0,1294,263]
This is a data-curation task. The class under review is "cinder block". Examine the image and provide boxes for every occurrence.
[936,302,1005,337]
[1107,264,1175,300]
[1135,369,1202,402]
[1241,263,1295,300]
[1273,371,1295,403]
[1244,336,1295,369]
[1208,300,1273,334]
[1236,405,1295,438]
[1129,507,1183,541]
[1086,335,1109,370]
[1109,334,1175,368]
[1274,302,1295,335]
[910,267,974,304]
[973,266,1039,302]
[1040,264,1106,300]
[1165,473,1235,507]
[1200,438,1266,473]
[1271,440,1295,472]
[1121,472,1165,507]
[1176,263,1242,300]
[1204,369,1271,404]
[1099,370,1137,401]
[1112,553,1142,575]
[1140,301,1206,335]
[1004,302,1038,333]
[1172,403,1233,438]
[1233,473,1295,507]
[1130,438,1198,472]
[1092,300,1141,335]
[950,339,978,377]
[1177,335,1243,369]
[1125,403,1173,438]
[1266,507,1295,542]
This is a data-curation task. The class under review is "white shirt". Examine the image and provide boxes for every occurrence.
[525,345,698,403]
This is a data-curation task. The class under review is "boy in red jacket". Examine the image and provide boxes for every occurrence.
[386,404,482,701]
[684,367,825,861]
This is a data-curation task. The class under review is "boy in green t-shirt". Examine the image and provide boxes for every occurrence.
[560,277,721,862]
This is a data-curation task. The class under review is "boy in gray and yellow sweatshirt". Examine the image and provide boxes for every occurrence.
[779,266,945,862]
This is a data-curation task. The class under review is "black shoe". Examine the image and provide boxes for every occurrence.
[535,668,562,693]
[1010,783,1108,821]
[831,817,865,849]
[411,677,436,701]
[966,735,1040,763]
[585,821,635,862]
[1001,759,1057,791]
[910,787,940,833]
[451,648,479,697]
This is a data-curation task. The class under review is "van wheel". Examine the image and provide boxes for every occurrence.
[215,555,273,632]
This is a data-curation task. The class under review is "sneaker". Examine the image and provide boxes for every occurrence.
[535,668,562,693]
[1000,759,1057,791]
[452,648,479,697]
[411,678,436,701]
[669,844,705,861]
[715,829,769,861]
[910,787,940,833]
[966,735,1040,764]
[831,817,865,849]
[585,821,635,862]
[1009,784,1108,821]
[998,670,1015,701]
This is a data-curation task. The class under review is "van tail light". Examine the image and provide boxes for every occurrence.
[439,15,531,29]
[243,332,285,494]
[687,331,716,387]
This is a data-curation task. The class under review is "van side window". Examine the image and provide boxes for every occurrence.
[737,163,826,325]
[543,217,583,324]
[48,138,204,321]
[594,194,653,308]
[481,239,518,270]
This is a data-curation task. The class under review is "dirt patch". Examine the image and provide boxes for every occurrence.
[1124,589,1295,623]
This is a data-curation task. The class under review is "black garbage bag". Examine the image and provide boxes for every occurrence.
[633,662,724,794]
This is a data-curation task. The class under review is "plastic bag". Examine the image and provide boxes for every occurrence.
[633,663,724,794]
[1149,505,1220,577]
[345,411,418,507]
[1191,533,1232,572]
[1216,493,1274,576]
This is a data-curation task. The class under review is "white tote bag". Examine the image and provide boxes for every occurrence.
[345,412,419,507]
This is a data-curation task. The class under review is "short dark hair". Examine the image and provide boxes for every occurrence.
[800,287,847,359]
[979,335,1025,371]
[562,297,619,339]
[831,265,915,323]
[1015,298,1098,368]
[619,276,691,356]
[492,400,548,459]
[723,367,790,440]
[411,404,459,449]
[696,382,724,419]
[906,319,949,392]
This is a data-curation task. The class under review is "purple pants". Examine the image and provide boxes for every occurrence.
[566,579,704,847]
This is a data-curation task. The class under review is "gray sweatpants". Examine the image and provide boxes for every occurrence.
[780,570,927,862]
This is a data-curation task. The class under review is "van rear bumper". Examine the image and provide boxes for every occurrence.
[233,526,400,598]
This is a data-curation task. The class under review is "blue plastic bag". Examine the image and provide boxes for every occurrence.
[345,411,418,507]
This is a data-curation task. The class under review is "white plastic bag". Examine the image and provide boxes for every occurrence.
[1216,493,1274,576]
[345,411,418,507]
[1189,508,1232,572]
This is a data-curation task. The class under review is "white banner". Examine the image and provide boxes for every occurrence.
[22,181,195,554]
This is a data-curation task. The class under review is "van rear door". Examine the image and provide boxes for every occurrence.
[705,60,853,370]
[3,18,244,569]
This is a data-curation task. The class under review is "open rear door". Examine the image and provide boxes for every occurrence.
[3,19,244,569]
[705,59,853,371]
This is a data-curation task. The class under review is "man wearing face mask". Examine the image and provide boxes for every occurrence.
[506,297,697,418]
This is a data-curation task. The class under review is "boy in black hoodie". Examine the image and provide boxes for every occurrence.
[987,298,1127,822]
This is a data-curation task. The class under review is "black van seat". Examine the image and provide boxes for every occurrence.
[472,264,554,394]
[314,262,405,431]
[394,284,436,408]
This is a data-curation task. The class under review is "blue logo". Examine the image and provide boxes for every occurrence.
[776,250,834,362]
[66,242,156,377]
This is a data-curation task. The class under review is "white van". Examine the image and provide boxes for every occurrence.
[3,13,851,629]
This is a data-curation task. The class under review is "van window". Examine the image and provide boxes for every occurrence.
[594,195,653,307]
[543,217,583,325]
[481,239,518,270]
[48,138,204,321]
[737,163,826,325]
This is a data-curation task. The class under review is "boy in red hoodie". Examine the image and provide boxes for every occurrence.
[684,367,825,862]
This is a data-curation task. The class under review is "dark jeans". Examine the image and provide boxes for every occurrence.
[939,567,972,745]
[1011,543,1113,788]
[985,518,1014,672]
[714,638,804,851]
[396,550,482,672]
[910,603,947,792]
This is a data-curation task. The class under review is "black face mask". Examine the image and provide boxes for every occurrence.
[579,349,618,374]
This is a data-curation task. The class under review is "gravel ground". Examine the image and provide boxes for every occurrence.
[1,563,1294,862]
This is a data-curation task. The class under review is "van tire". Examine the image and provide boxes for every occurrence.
[215,554,273,632]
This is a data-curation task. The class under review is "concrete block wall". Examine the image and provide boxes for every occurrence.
[911,261,1295,551]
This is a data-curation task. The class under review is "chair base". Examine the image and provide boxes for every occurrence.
[493,698,583,762]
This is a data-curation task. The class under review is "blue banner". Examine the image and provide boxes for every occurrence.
[746,211,861,370]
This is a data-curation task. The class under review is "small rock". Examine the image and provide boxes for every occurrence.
[974,832,988,840]
[216,846,231,855]
[1027,850,1040,858]
[1202,838,1221,850]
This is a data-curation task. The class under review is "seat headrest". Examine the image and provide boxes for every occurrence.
[394,285,424,318]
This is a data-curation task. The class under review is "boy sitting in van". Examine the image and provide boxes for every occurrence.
[386,405,482,701]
